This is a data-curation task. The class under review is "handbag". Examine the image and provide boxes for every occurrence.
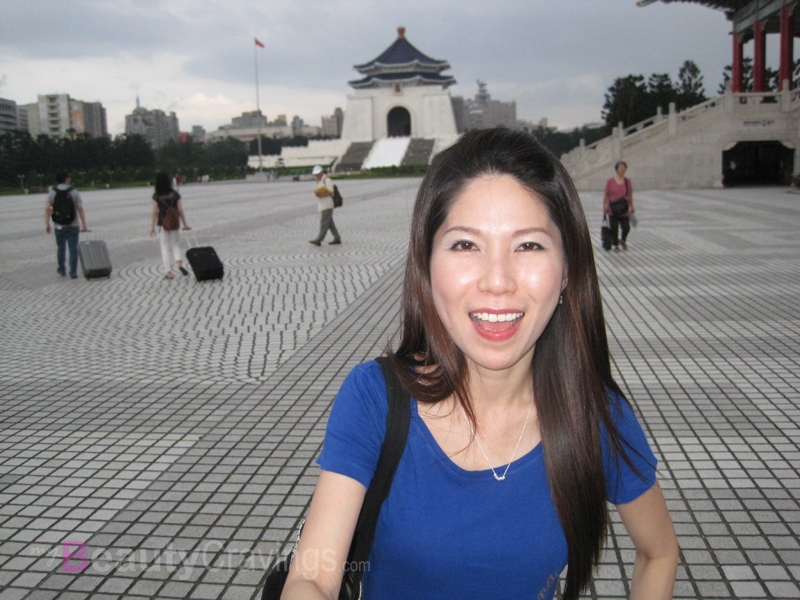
[262,356,411,600]
[609,179,629,217]
[333,185,343,208]
[601,215,612,251]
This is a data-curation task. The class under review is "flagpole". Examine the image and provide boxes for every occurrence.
[254,39,263,171]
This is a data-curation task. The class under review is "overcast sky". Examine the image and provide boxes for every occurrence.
[0,0,779,136]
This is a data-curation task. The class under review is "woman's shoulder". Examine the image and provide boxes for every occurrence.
[339,360,388,408]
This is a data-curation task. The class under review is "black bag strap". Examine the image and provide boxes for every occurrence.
[339,356,411,598]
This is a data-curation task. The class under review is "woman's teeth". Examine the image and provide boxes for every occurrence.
[469,312,523,323]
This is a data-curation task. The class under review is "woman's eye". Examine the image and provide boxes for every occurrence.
[517,242,543,251]
[450,240,477,251]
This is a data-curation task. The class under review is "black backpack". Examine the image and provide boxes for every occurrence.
[51,186,76,225]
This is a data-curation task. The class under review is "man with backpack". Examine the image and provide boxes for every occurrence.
[45,171,89,279]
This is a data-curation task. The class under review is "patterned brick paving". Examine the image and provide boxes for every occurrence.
[0,179,797,599]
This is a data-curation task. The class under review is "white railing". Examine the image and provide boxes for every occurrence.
[563,88,800,179]
[622,119,669,149]
[677,96,724,123]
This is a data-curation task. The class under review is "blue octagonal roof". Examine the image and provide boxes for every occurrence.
[350,27,455,89]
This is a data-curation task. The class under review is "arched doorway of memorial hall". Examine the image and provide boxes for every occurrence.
[387,106,411,137]
[722,141,794,186]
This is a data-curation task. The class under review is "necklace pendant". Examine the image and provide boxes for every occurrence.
[493,473,506,481]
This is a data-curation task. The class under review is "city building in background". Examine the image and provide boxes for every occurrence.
[16,103,29,133]
[232,110,267,129]
[208,110,292,143]
[36,94,71,137]
[191,125,207,142]
[75,101,108,138]
[15,94,109,138]
[321,107,344,137]
[0,98,20,136]
[21,103,39,136]
[452,80,516,131]
[291,115,322,137]
[124,97,179,148]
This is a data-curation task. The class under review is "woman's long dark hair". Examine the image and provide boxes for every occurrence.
[154,172,173,196]
[389,128,635,600]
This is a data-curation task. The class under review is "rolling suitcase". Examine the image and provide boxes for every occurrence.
[78,237,112,279]
[185,232,223,282]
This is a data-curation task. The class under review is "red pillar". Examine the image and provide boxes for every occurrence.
[780,5,794,90]
[732,32,745,93]
[753,20,766,92]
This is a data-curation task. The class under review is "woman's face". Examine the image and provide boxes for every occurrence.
[616,163,627,177]
[430,175,567,375]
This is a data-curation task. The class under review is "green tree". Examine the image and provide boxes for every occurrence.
[677,60,706,108]
[208,137,248,167]
[603,60,709,130]
[113,134,155,168]
[249,135,284,156]
[532,124,609,157]
[646,73,678,114]
[602,74,649,129]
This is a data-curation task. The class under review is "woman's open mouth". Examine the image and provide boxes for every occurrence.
[469,311,524,334]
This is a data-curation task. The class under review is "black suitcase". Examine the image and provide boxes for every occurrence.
[186,246,223,281]
[78,240,112,279]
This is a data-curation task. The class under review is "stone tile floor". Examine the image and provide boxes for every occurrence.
[0,179,797,599]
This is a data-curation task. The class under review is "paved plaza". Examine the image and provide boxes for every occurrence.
[0,178,798,599]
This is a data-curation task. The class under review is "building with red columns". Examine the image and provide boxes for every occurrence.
[563,0,800,189]
[640,1,797,92]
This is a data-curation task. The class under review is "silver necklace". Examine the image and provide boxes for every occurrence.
[463,400,533,481]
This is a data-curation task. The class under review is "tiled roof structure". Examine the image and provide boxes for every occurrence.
[641,0,748,9]
[643,0,800,35]
[349,27,456,89]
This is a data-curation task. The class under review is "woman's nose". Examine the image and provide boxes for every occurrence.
[476,253,516,295]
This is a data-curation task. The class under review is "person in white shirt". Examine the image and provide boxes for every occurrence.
[309,165,341,246]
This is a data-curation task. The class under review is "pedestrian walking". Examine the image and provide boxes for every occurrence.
[309,165,341,246]
[149,172,191,279]
[603,161,635,252]
[45,171,89,279]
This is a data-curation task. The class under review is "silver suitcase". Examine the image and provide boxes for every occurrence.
[78,240,112,279]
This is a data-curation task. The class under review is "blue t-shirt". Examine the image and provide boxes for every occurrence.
[317,360,657,600]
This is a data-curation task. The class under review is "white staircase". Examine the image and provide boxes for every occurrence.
[561,88,800,190]
[362,137,411,169]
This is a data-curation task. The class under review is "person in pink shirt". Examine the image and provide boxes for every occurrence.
[603,161,635,252]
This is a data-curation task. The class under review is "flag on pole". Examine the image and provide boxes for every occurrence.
[255,38,264,48]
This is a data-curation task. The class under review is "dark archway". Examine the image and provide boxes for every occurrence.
[723,141,794,186]
[387,107,411,137]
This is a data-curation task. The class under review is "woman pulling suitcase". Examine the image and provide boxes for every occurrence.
[149,172,191,279]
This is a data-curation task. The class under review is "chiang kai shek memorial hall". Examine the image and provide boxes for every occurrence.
[253,27,461,175]
[258,4,800,190]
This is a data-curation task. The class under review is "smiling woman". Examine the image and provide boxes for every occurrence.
[279,129,678,600]
[430,174,567,373]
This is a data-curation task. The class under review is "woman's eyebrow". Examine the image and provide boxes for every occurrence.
[443,226,553,237]
[513,227,551,237]
[442,226,481,236]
